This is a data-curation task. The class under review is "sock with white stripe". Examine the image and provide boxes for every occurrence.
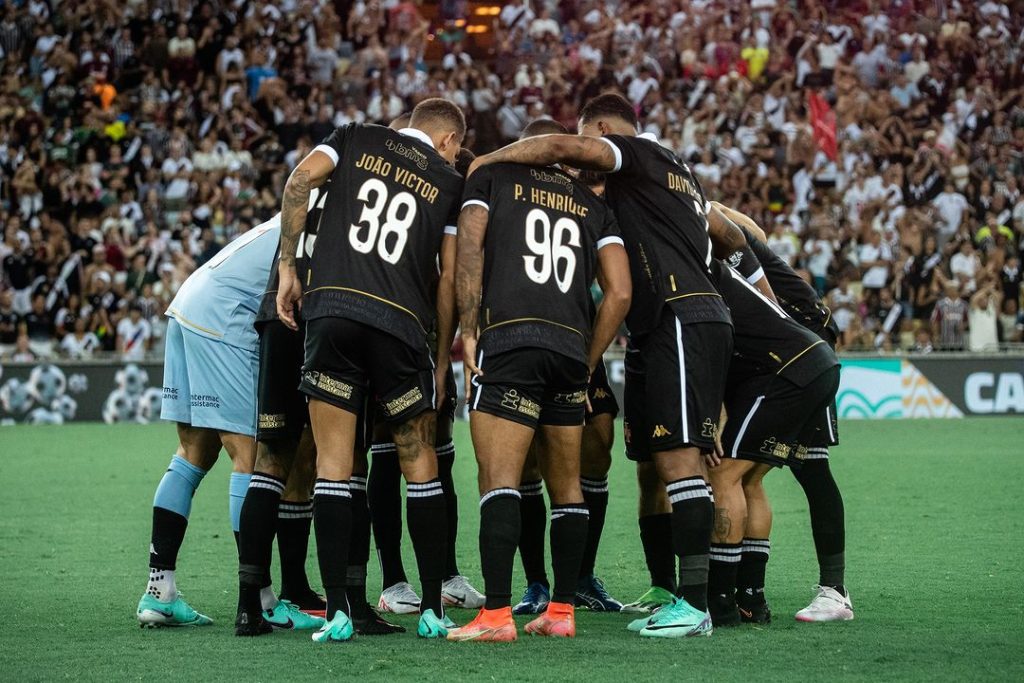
[550,503,589,604]
[708,543,742,602]
[666,476,713,611]
[737,538,770,605]
[238,472,285,593]
[517,480,549,586]
[346,474,370,614]
[313,479,352,619]
[579,477,608,579]
[406,478,447,616]
[792,459,846,591]
[480,488,522,610]
[277,499,314,600]
[437,441,461,578]
[367,445,407,589]
[638,513,676,592]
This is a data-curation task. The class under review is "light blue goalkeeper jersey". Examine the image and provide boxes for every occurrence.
[167,216,280,351]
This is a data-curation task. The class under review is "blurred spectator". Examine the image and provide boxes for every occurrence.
[968,280,1001,352]
[932,283,969,351]
[116,304,152,362]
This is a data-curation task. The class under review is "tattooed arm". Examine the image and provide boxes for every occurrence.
[435,233,457,410]
[468,134,618,177]
[275,149,335,329]
[455,204,488,397]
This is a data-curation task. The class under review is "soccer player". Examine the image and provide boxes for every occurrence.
[513,171,623,616]
[467,94,755,638]
[447,118,631,642]
[234,183,403,637]
[276,98,466,642]
[137,216,323,630]
[715,204,853,622]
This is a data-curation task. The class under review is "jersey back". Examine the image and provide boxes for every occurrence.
[463,163,622,365]
[168,218,280,351]
[255,184,330,326]
[302,124,464,348]
[602,135,730,335]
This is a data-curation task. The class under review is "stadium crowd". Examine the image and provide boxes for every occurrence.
[1,0,1023,361]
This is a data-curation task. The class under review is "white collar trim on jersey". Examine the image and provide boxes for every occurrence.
[398,127,435,149]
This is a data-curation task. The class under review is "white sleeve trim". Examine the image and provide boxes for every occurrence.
[704,199,713,213]
[443,225,458,236]
[745,266,766,285]
[462,199,489,211]
[599,137,623,172]
[312,144,339,167]
[596,235,625,250]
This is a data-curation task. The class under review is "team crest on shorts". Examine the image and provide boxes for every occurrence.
[701,418,718,438]
[759,437,791,460]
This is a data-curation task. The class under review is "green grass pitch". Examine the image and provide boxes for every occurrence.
[1,418,1022,681]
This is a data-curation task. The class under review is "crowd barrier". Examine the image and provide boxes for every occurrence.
[1,354,1021,426]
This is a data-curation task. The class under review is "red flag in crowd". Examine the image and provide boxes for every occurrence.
[808,91,837,161]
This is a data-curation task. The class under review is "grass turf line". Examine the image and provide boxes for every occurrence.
[0,418,1021,681]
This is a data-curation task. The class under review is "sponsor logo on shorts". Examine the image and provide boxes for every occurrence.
[590,387,610,400]
[190,393,220,409]
[258,413,287,429]
[701,418,718,439]
[162,387,178,400]
[304,371,353,400]
[385,387,424,417]
[759,437,791,460]
[500,389,540,419]
[794,445,808,460]
[652,424,672,438]
[554,390,587,405]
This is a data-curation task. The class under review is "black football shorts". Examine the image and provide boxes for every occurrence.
[469,347,589,429]
[721,366,840,468]
[625,315,732,460]
[586,359,619,422]
[256,320,308,442]
[301,317,435,425]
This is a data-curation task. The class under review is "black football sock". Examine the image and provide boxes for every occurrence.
[737,538,770,605]
[518,480,549,586]
[708,543,742,601]
[549,503,589,604]
[276,499,314,599]
[238,473,285,598]
[666,477,713,611]
[313,479,352,620]
[368,445,408,589]
[437,442,460,578]
[638,513,676,592]
[346,474,370,614]
[792,458,846,591]
[406,479,448,616]
[150,507,188,572]
[480,488,522,610]
[579,477,608,578]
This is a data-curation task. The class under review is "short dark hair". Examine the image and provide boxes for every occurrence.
[578,93,637,128]
[520,118,568,139]
[410,98,466,142]
[454,148,476,176]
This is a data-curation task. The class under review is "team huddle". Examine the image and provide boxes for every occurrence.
[136,94,853,643]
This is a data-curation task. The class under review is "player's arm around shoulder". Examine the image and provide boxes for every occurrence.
[709,203,778,303]
[468,135,619,176]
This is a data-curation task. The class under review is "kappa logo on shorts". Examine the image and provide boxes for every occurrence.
[701,418,718,438]
[652,424,672,438]
[304,371,353,400]
[385,387,424,417]
[258,413,287,429]
[591,388,610,400]
[759,437,791,460]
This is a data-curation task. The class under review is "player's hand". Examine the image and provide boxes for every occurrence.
[276,263,302,331]
[584,369,594,414]
[461,333,482,399]
[434,363,449,413]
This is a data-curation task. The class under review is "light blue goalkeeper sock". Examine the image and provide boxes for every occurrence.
[153,455,208,518]
[229,472,252,533]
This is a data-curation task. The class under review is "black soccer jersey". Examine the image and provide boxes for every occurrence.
[729,226,839,341]
[600,135,730,335]
[301,124,464,348]
[255,184,330,326]
[713,260,839,387]
[462,162,622,365]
